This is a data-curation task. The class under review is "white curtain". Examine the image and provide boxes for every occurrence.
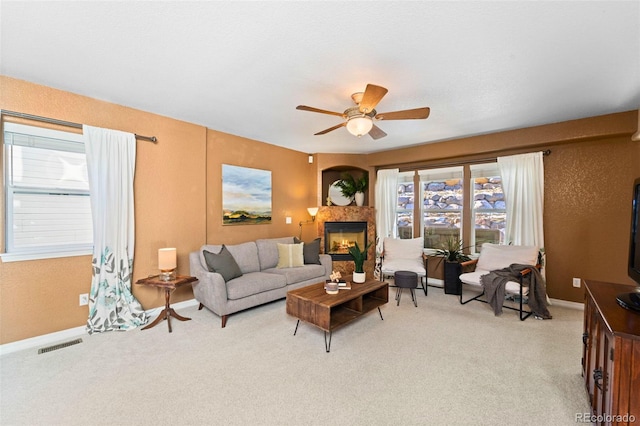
[84,125,147,333]
[497,152,546,277]
[375,168,399,278]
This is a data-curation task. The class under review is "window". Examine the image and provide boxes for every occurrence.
[401,163,508,252]
[396,171,414,239]
[419,167,464,249]
[470,164,506,250]
[3,122,92,261]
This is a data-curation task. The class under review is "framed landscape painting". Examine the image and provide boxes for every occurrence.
[222,164,272,225]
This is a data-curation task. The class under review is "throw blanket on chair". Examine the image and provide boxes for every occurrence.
[480,263,552,319]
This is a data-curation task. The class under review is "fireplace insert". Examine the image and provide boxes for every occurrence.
[324,221,367,261]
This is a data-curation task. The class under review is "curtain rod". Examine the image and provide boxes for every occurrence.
[388,149,551,172]
[1,110,157,143]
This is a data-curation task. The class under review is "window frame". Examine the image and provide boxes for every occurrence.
[2,122,93,262]
[419,166,465,249]
[470,163,507,253]
[396,171,415,239]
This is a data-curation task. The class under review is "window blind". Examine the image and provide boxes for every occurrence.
[4,123,93,254]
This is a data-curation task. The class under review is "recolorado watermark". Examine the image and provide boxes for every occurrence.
[576,412,636,423]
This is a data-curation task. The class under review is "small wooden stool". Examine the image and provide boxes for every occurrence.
[394,270,418,307]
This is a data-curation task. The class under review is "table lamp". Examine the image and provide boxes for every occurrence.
[158,248,177,281]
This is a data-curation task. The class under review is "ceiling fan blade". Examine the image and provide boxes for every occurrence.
[296,105,344,117]
[314,122,346,135]
[368,124,387,140]
[358,84,388,113]
[375,107,430,120]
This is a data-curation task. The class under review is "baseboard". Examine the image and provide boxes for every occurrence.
[427,278,444,287]
[0,325,88,357]
[548,298,584,310]
[0,298,199,356]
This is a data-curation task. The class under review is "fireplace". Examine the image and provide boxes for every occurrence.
[324,221,368,261]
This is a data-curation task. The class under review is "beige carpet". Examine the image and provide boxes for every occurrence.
[0,286,590,426]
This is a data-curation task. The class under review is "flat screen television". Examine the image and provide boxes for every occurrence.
[617,177,640,312]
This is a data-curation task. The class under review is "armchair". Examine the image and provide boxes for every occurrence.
[380,237,428,295]
[458,243,547,321]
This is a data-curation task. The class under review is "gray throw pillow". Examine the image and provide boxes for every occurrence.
[203,245,243,282]
[294,237,322,265]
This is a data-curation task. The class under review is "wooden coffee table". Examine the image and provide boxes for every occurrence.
[286,278,388,352]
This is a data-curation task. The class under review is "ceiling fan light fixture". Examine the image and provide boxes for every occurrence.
[346,116,373,137]
[297,84,429,140]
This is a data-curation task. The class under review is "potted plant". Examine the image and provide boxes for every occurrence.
[434,235,471,295]
[335,172,368,206]
[348,241,372,283]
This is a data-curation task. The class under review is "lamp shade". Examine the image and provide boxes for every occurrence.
[158,248,177,270]
[307,207,319,217]
[346,116,373,137]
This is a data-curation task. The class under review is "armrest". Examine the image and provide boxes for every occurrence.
[458,258,478,274]
[459,258,478,268]
[189,251,229,314]
[519,264,541,277]
[319,254,332,278]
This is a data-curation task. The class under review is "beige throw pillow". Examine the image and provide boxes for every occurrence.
[277,243,304,268]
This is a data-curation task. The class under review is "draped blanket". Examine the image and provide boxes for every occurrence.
[480,263,552,319]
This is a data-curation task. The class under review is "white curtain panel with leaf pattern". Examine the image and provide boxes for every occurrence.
[83,125,147,333]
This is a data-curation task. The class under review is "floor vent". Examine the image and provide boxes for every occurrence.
[37,338,83,354]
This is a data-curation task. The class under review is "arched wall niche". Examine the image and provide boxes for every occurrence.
[322,165,369,206]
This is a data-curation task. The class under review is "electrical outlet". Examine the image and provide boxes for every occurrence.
[572,278,581,288]
[285,216,292,224]
[79,293,89,306]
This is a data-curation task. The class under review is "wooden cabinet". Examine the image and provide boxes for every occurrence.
[582,280,640,425]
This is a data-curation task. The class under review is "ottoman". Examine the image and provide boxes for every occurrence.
[394,270,418,307]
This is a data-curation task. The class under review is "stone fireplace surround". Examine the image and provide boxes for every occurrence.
[315,206,376,277]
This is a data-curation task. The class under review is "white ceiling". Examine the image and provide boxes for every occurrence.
[1,1,639,154]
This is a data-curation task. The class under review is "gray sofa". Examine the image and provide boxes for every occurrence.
[189,236,332,327]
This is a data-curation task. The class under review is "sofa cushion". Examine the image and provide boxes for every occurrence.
[263,264,326,285]
[460,270,530,295]
[381,258,426,276]
[294,237,322,264]
[203,245,243,282]
[276,243,304,268]
[200,242,260,274]
[383,237,423,262]
[256,237,295,270]
[475,243,539,273]
[225,272,287,300]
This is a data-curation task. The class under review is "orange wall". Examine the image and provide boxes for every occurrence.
[0,76,207,343]
[0,76,321,344]
[1,75,638,344]
[366,111,640,302]
[205,129,318,244]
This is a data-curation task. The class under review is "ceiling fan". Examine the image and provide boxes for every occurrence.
[296,84,430,140]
